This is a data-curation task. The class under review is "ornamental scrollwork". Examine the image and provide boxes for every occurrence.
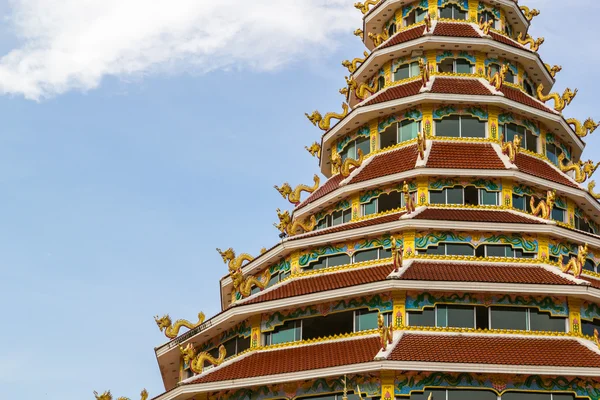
[275,174,320,205]
[179,343,226,374]
[342,51,369,73]
[154,312,206,339]
[557,153,599,183]
[561,243,588,278]
[519,6,540,21]
[567,117,599,138]
[305,142,321,159]
[354,0,378,14]
[536,83,577,112]
[488,64,509,91]
[331,148,364,177]
[305,103,349,131]
[530,190,556,220]
[544,64,562,78]
[500,134,521,163]
[93,390,148,400]
[517,33,544,52]
[274,208,317,237]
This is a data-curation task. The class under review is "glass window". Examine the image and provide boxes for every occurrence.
[455,59,472,74]
[446,187,464,204]
[429,190,446,204]
[332,209,344,226]
[399,119,419,142]
[267,320,301,345]
[478,11,497,28]
[583,258,596,273]
[513,194,532,212]
[436,116,485,138]
[438,305,475,328]
[380,123,398,149]
[582,319,600,337]
[436,115,460,137]
[546,143,560,165]
[388,23,397,37]
[307,258,326,271]
[446,243,475,256]
[480,189,498,206]
[408,308,435,327]
[363,198,377,216]
[328,253,351,267]
[340,141,355,162]
[503,393,551,400]
[394,64,410,81]
[356,136,370,157]
[491,307,527,330]
[316,215,331,230]
[303,311,354,340]
[411,389,447,400]
[552,207,566,223]
[421,244,446,256]
[404,8,428,26]
[524,80,534,96]
[355,309,379,331]
[354,248,379,263]
[529,310,566,332]
[378,76,386,92]
[461,116,486,138]
[505,69,515,84]
[486,245,513,257]
[503,123,537,153]
[487,63,500,78]
[449,390,497,400]
[439,4,466,20]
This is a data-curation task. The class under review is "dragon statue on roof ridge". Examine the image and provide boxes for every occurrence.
[154,312,206,339]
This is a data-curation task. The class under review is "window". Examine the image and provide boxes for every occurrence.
[394,61,420,81]
[475,244,536,259]
[378,76,386,92]
[299,394,361,400]
[524,79,534,96]
[411,389,498,400]
[575,216,596,234]
[503,393,574,400]
[362,191,404,215]
[353,247,391,263]
[439,4,467,20]
[429,186,498,206]
[488,63,516,84]
[438,58,473,74]
[546,143,561,165]
[266,269,291,288]
[583,258,597,273]
[490,307,566,332]
[504,22,513,38]
[340,137,370,162]
[404,7,428,26]
[316,208,352,230]
[355,309,380,331]
[552,203,566,223]
[303,311,354,340]
[380,119,420,148]
[502,123,538,153]
[436,115,486,138]
[388,22,397,37]
[306,253,351,270]
[408,305,488,329]
[478,11,498,29]
[222,335,251,359]
[582,318,600,337]
[419,243,475,256]
[513,194,532,212]
[264,320,301,345]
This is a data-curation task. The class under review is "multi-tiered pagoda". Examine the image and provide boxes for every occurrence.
[97,1,600,400]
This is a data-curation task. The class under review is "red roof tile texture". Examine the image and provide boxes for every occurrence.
[400,262,577,286]
[514,153,578,188]
[243,264,392,305]
[499,85,555,113]
[414,209,543,224]
[389,334,600,367]
[489,32,526,51]
[431,78,492,96]
[433,22,480,38]
[426,142,506,170]
[362,81,423,106]
[296,174,345,210]
[582,276,600,290]
[381,25,426,49]
[351,145,419,183]
[292,212,403,240]
[190,337,381,384]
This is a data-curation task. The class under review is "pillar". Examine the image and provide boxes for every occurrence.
[428,0,438,18]
[417,176,429,206]
[370,119,379,153]
[250,314,262,348]
[403,230,416,258]
[351,193,361,221]
[567,199,576,227]
[422,104,434,138]
[568,298,583,336]
[488,106,500,142]
[501,178,513,208]
[290,250,301,275]
[468,0,478,22]
[381,371,396,400]
[538,235,549,261]
[393,291,407,328]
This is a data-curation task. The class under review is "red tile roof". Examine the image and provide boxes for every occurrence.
[350,145,419,183]
[190,336,380,384]
[292,212,403,240]
[582,276,600,290]
[499,84,555,113]
[296,174,345,210]
[426,142,506,170]
[381,25,426,49]
[400,262,577,286]
[242,264,392,305]
[362,81,423,106]
[514,153,578,188]
[389,334,600,367]
[431,78,492,96]
[489,32,526,51]
[414,209,543,224]
[433,22,480,38]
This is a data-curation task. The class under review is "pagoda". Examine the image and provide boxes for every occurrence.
[96,1,600,400]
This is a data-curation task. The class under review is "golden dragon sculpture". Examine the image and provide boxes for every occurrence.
[488,64,509,91]
[274,208,317,236]
[588,181,600,200]
[180,343,227,374]
[155,312,206,339]
[544,64,562,78]
[519,6,540,21]
[354,29,364,40]
[305,103,349,131]
[216,248,270,298]
[345,75,379,100]
[530,190,556,220]
[567,118,599,138]
[216,247,254,271]
[368,30,389,47]
[561,243,588,279]
[342,51,370,73]
[479,17,493,35]
[500,134,521,164]
[403,181,416,214]
[305,142,321,159]
[558,153,599,183]
[517,33,544,52]
[391,236,403,273]
[94,390,148,400]
[418,58,430,87]
[417,130,427,159]
[331,149,365,177]
[354,0,378,14]
[275,175,320,205]
[536,83,577,112]
[378,313,394,351]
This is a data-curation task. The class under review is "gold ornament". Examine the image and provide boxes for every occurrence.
[424,13,432,33]
[488,64,509,91]
[419,58,430,87]
[216,248,270,298]
[94,390,148,400]
[479,16,493,35]
[342,51,370,73]
[345,76,379,100]
[567,118,599,138]
[403,181,416,214]
[544,64,562,78]
[368,30,389,47]
[417,130,427,159]
[557,153,599,183]
[305,142,321,159]
[354,0,378,14]
[274,175,321,205]
[179,343,226,374]
[595,329,600,349]
[530,190,556,219]
[354,29,364,40]
[305,103,349,131]
[274,208,317,236]
[500,133,521,163]
[331,149,364,177]
[391,236,403,272]
[154,312,206,339]
[216,247,254,271]
[517,33,544,52]
[378,313,394,351]
[536,83,577,112]
[520,6,540,21]
[561,243,588,278]
[587,181,600,200]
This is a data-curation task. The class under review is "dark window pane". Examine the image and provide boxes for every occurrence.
[436,116,460,137]
[446,187,464,204]
[503,393,551,400]
[363,199,377,215]
[446,243,474,256]
[487,245,511,257]
[490,307,527,330]
[439,5,453,19]
[455,59,472,74]
[582,319,600,337]
[505,70,515,84]
[237,335,250,353]
[584,259,596,272]
[307,258,326,271]
[400,119,418,142]
[430,190,446,204]
[455,7,467,20]
[378,76,386,91]
[423,244,445,255]
[553,395,575,400]
[394,64,410,81]
[354,248,379,263]
[464,186,478,205]
[461,116,486,138]
[552,208,565,222]
[343,209,352,223]
[355,309,379,331]
[530,310,566,332]
[332,210,343,226]
[476,306,489,330]
[270,320,300,345]
[356,137,370,156]
[480,190,498,205]
[327,253,351,267]
[438,58,454,73]
[381,248,392,259]
[223,338,237,357]
[448,389,497,400]
[303,311,354,340]
[380,123,398,149]
[526,131,538,152]
[475,246,485,258]
[378,191,402,212]
[388,23,397,37]
[408,308,435,327]
[513,195,525,211]
[447,305,475,328]
[411,389,446,400]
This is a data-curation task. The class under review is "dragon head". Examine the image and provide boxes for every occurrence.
[547,190,557,204]
[154,315,172,331]
[353,28,363,38]
[564,88,578,105]
[341,60,352,68]
[216,247,235,263]
[305,111,322,126]
[584,118,599,134]
[305,142,321,158]
[274,208,291,234]
[274,183,292,198]
[140,390,149,400]
[179,343,197,364]
[94,391,113,400]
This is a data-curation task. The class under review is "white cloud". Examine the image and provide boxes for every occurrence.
[0,0,359,100]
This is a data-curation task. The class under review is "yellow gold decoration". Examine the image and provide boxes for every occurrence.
[345,75,379,100]
[392,236,403,272]
[403,181,416,215]
[94,390,148,400]
[417,130,427,160]
[154,312,206,339]
[342,51,370,73]
[488,64,509,91]
[557,153,599,183]
[368,30,389,47]
[305,142,321,159]
[595,329,600,349]
[331,148,364,177]
[354,0,378,14]
[216,247,254,271]
[567,118,599,138]
[250,315,261,348]
[536,83,577,112]
[479,17,493,36]
[305,103,349,131]
[378,313,394,350]
[561,243,588,278]
[500,133,521,163]
[544,64,562,78]
[520,6,540,21]
[354,28,364,40]
[517,33,544,52]
[274,208,317,236]
[530,190,556,220]
[419,58,431,87]
[588,181,600,200]
[568,297,583,335]
[274,174,320,206]
[392,291,406,328]
[424,13,432,33]
[381,371,395,400]
[179,343,226,374]
[217,248,270,298]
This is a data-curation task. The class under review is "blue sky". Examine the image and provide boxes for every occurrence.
[0,1,598,399]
